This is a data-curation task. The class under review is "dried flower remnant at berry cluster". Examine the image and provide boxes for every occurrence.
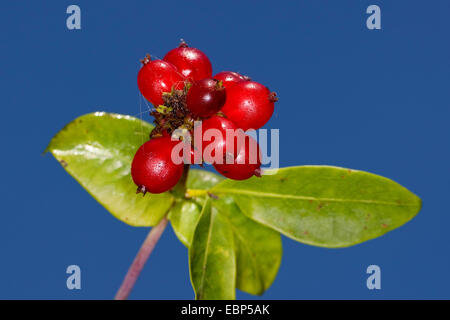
[132,40,278,194]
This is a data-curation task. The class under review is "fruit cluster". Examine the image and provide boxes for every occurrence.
[131,40,278,194]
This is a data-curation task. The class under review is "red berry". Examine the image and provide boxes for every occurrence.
[202,115,237,133]
[221,81,277,131]
[137,57,185,106]
[131,137,184,194]
[195,115,237,163]
[163,41,212,81]
[213,134,261,180]
[186,78,226,118]
[213,71,248,89]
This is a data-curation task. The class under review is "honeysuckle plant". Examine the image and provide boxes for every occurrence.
[46,112,421,300]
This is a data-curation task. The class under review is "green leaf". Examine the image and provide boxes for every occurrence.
[186,169,224,190]
[169,200,201,247]
[189,199,236,300]
[211,166,422,248]
[188,195,282,299]
[46,112,174,226]
[213,196,282,296]
[169,170,223,247]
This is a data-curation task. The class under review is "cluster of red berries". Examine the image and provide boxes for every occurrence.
[131,40,278,194]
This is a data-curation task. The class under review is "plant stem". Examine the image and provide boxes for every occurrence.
[114,216,169,300]
[115,166,190,299]
[185,189,208,198]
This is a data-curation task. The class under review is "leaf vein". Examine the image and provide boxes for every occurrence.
[214,188,417,207]
[198,208,214,299]
[222,216,265,292]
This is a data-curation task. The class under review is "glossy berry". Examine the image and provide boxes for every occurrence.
[214,134,262,180]
[137,56,185,106]
[186,78,226,118]
[213,71,249,89]
[221,81,277,131]
[195,115,237,163]
[131,137,184,194]
[163,41,212,81]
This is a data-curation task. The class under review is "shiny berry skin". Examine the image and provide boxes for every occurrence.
[196,115,237,163]
[163,41,212,81]
[137,58,185,106]
[213,134,261,180]
[221,81,277,131]
[186,78,226,118]
[131,137,184,194]
[213,71,248,89]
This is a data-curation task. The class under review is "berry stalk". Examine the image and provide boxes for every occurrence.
[115,166,190,299]
[114,216,169,300]
[185,189,208,198]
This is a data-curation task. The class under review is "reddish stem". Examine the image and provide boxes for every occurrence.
[114,216,169,300]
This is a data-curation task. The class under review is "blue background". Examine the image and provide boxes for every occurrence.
[1,0,449,299]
